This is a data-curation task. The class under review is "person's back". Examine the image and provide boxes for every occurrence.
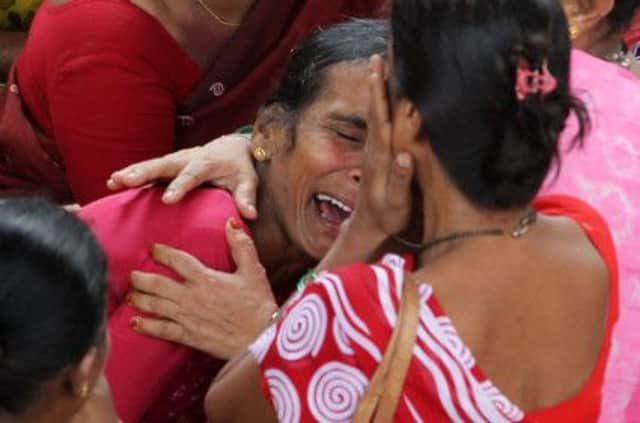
[79,186,242,422]
[420,196,611,413]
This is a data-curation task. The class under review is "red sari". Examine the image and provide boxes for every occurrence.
[250,195,619,422]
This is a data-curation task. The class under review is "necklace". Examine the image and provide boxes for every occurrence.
[393,210,538,254]
[194,0,243,27]
[605,41,632,70]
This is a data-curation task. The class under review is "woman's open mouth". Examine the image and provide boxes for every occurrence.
[313,193,353,226]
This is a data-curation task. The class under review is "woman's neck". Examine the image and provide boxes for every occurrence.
[574,20,620,59]
[132,0,254,69]
[247,191,314,301]
[414,155,529,265]
[196,0,256,24]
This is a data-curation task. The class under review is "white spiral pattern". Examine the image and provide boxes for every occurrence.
[265,368,301,423]
[333,316,354,356]
[276,293,327,361]
[248,324,277,364]
[307,361,368,422]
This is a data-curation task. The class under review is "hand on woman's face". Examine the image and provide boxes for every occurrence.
[265,62,371,259]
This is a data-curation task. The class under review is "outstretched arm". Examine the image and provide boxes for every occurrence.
[108,134,259,220]
[205,351,278,423]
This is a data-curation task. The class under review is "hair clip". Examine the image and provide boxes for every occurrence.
[515,59,558,100]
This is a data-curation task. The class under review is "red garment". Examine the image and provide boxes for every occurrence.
[15,0,386,204]
[79,187,249,423]
[623,12,640,47]
[250,195,619,422]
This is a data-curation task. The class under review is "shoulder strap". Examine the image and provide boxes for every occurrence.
[353,272,420,423]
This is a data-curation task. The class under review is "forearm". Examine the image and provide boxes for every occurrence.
[0,31,27,79]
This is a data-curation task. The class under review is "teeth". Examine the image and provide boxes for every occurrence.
[315,193,353,214]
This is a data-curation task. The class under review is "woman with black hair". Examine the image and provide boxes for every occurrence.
[79,19,388,423]
[204,0,618,421]
[0,198,116,423]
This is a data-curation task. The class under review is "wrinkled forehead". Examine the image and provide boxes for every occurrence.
[298,61,371,127]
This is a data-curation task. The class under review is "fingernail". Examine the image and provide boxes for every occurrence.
[247,205,257,217]
[162,189,176,203]
[396,153,411,169]
[126,293,134,307]
[229,217,242,230]
[130,316,141,330]
[127,170,139,180]
[152,244,167,256]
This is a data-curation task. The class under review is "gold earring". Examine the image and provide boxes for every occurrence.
[252,145,268,162]
[569,24,579,40]
[79,383,89,399]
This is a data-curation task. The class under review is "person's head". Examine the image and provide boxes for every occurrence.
[0,198,107,422]
[563,0,640,47]
[388,0,589,210]
[251,19,389,258]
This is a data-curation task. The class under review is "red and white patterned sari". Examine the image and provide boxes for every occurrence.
[249,195,618,422]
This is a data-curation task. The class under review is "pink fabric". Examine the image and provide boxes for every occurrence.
[79,187,248,423]
[540,49,640,422]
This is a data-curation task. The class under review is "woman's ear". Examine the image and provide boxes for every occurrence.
[66,346,103,400]
[564,0,615,41]
[252,104,291,161]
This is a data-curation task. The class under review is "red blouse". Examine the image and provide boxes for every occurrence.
[250,195,619,422]
[79,187,249,422]
[15,0,386,204]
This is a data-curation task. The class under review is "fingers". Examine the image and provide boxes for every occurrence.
[107,153,190,191]
[386,152,414,211]
[130,270,184,302]
[130,316,186,345]
[369,54,392,152]
[63,203,81,213]
[127,290,180,320]
[162,159,211,204]
[232,179,259,220]
[225,219,267,282]
[152,244,221,283]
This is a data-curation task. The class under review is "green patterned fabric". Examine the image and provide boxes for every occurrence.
[0,0,42,31]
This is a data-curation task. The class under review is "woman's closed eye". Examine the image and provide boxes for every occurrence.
[333,128,364,144]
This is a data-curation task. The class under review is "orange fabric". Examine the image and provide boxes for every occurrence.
[525,195,619,422]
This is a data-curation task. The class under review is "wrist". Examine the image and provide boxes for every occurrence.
[259,299,280,329]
